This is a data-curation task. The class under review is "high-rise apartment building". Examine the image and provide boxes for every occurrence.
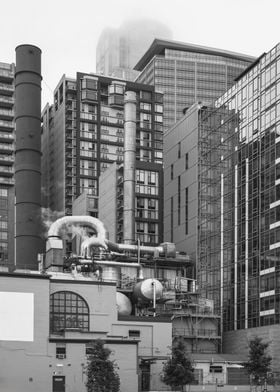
[135,39,255,130]
[165,43,280,367]
[0,62,14,265]
[96,19,172,81]
[41,73,164,245]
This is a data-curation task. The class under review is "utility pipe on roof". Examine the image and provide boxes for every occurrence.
[123,91,137,244]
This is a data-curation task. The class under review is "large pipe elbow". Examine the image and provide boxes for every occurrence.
[47,216,108,240]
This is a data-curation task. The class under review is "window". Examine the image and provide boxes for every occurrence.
[56,344,66,359]
[85,343,95,356]
[171,197,174,242]
[129,330,140,338]
[140,102,151,111]
[178,176,181,225]
[185,187,189,235]
[140,90,152,101]
[50,291,89,333]
[155,104,163,113]
[185,153,189,170]
[178,142,181,158]
[171,164,174,180]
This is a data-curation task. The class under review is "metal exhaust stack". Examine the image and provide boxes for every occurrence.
[123,91,137,244]
[15,44,42,270]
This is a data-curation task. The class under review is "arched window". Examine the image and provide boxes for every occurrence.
[50,291,89,333]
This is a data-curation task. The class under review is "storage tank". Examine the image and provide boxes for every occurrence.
[133,278,163,302]
[116,292,132,316]
[101,266,121,284]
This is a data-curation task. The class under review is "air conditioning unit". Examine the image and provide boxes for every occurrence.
[56,354,66,360]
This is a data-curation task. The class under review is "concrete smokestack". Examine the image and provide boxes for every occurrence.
[15,44,42,270]
[123,91,137,244]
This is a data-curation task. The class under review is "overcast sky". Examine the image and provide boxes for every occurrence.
[1,0,280,106]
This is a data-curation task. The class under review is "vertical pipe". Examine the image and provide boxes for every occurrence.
[220,173,224,335]
[123,91,136,244]
[245,158,249,328]
[234,164,238,330]
[15,45,42,270]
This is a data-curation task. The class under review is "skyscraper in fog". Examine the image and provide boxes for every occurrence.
[135,39,255,130]
[96,19,172,81]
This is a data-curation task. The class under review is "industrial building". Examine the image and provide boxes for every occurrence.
[96,19,172,81]
[0,61,14,265]
[41,73,164,246]
[0,44,252,392]
[135,38,255,130]
[0,269,172,392]
[164,43,280,370]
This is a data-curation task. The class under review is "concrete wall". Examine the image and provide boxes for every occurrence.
[223,327,280,372]
[98,162,118,242]
[0,274,51,391]
[50,279,118,333]
[164,104,200,259]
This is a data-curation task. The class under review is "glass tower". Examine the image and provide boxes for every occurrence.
[135,39,255,131]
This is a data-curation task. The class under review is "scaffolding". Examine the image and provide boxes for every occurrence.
[197,106,238,316]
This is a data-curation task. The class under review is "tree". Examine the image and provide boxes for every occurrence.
[86,339,120,392]
[162,338,194,391]
[243,336,272,388]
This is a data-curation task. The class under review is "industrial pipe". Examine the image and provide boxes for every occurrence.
[123,91,137,244]
[48,215,108,240]
[83,237,176,258]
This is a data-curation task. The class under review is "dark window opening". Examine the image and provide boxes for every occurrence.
[129,330,140,337]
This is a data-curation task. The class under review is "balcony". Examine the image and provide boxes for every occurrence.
[0,120,14,131]
[0,83,14,96]
[0,109,13,120]
[0,176,14,186]
[0,143,14,153]
[81,90,98,102]
[0,96,14,108]
[0,155,13,165]
[65,82,76,92]
[0,133,14,143]
[0,69,13,83]
[108,94,124,108]
[136,209,158,220]
[0,166,14,176]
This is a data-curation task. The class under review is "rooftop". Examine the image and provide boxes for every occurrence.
[134,38,256,71]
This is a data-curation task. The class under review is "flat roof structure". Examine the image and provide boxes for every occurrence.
[134,38,256,71]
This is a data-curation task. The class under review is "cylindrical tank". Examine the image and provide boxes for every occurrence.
[15,44,42,270]
[101,266,121,283]
[116,292,132,316]
[133,278,163,302]
[123,91,137,244]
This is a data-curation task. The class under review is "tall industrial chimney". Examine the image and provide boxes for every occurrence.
[15,45,42,270]
[123,91,137,244]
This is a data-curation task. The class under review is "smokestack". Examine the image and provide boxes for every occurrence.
[15,44,42,270]
[123,91,137,244]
